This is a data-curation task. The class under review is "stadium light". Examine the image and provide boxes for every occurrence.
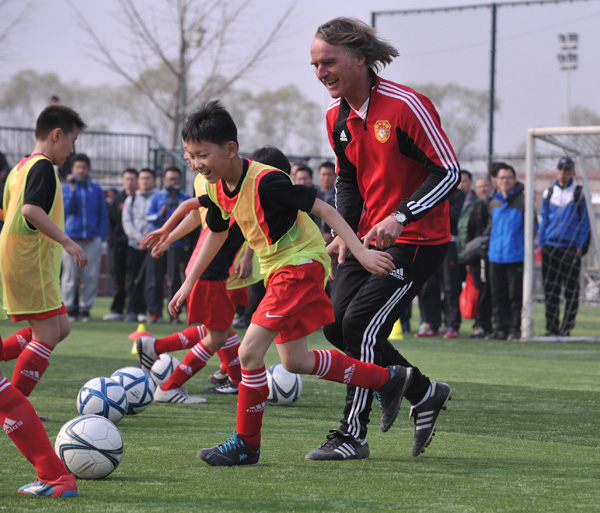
[557,33,578,124]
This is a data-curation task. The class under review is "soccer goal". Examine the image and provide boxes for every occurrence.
[523,126,600,342]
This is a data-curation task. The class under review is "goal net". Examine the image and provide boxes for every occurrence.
[523,126,600,342]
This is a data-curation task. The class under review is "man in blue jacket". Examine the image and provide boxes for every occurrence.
[539,156,590,336]
[61,153,108,322]
[483,163,535,341]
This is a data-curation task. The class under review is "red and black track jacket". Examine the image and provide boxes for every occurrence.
[326,74,461,246]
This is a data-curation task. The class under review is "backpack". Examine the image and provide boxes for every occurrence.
[545,184,591,255]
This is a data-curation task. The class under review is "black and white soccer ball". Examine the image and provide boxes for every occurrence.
[150,354,180,387]
[266,364,302,406]
[77,377,128,424]
[55,414,124,480]
[111,366,155,415]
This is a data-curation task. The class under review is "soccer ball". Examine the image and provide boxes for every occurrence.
[150,354,180,387]
[55,414,124,480]
[77,377,128,424]
[266,364,302,406]
[111,366,155,415]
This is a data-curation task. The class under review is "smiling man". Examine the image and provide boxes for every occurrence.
[307,17,460,460]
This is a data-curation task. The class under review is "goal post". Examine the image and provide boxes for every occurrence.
[523,126,600,341]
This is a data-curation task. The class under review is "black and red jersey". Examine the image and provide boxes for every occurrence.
[326,75,460,245]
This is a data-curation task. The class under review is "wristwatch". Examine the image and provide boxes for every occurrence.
[391,211,408,226]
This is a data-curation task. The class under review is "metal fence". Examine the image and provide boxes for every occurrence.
[0,126,188,191]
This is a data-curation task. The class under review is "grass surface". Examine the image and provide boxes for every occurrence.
[1,298,599,512]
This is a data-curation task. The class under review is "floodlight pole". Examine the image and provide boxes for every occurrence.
[488,4,497,168]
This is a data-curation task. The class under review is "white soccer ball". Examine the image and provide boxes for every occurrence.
[266,364,302,406]
[150,354,180,387]
[111,366,155,415]
[77,377,128,424]
[55,414,124,480]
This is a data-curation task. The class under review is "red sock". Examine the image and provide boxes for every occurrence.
[155,325,206,354]
[311,350,389,391]
[0,378,68,481]
[161,341,213,390]
[11,340,53,397]
[236,366,269,451]
[216,332,241,385]
[0,327,33,361]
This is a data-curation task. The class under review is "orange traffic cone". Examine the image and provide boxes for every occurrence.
[129,323,153,354]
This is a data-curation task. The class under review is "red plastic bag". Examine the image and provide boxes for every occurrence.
[460,272,479,320]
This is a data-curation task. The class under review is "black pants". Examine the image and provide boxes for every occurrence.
[471,258,493,333]
[145,246,186,317]
[489,261,523,335]
[418,241,461,331]
[323,243,448,441]
[541,245,581,335]
[109,243,128,315]
[126,247,147,316]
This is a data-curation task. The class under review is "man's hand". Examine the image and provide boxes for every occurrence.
[362,216,404,249]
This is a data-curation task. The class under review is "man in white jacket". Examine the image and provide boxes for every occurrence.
[122,168,156,322]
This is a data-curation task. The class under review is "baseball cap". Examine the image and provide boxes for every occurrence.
[557,156,575,170]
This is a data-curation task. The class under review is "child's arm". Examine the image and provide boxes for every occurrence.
[311,198,394,276]
[168,229,228,318]
[150,208,201,258]
[21,204,88,267]
[144,197,201,250]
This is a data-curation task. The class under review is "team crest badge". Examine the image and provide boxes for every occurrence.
[374,120,391,143]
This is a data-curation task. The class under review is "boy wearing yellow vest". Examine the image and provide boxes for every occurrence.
[0,104,87,496]
[166,100,413,466]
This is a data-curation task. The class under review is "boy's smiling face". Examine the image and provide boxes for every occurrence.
[183,139,235,184]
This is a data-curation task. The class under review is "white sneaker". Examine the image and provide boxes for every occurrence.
[154,386,207,404]
[137,336,158,372]
[103,312,123,321]
[137,313,147,322]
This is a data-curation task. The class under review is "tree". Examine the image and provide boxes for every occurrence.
[410,82,496,157]
[74,0,294,149]
[0,0,33,61]
[569,105,600,126]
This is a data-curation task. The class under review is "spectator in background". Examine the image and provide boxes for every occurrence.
[0,151,11,232]
[539,156,590,336]
[465,175,494,338]
[483,163,534,341]
[456,170,478,274]
[416,186,465,338]
[61,153,108,322]
[104,168,138,321]
[318,161,336,244]
[122,168,156,322]
[290,162,304,183]
[294,164,324,230]
[145,167,191,324]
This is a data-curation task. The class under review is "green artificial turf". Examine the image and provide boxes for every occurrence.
[1,298,598,512]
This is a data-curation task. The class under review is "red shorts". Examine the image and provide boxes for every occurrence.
[11,303,67,323]
[252,261,334,343]
[0,337,4,360]
[228,286,249,309]
[186,279,235,331]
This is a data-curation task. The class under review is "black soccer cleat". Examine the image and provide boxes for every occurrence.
[305,430,370,461]
[409,380,452,457]
[378,365,413,432]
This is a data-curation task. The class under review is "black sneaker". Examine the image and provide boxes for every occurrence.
[198,432,260,466]
[486,330,507,340]
[304,430,370,461]
[409,380,452,457]
[207,369,229,385]
[378,365,413,432]
[202,378,239,395]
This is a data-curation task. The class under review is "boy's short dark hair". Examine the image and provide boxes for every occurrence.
[35,105,87,140]
[123,167,138,176]
[182,100,238,147]
[139,168,156,179]
[72,153,90,168]
[250,146,291,175]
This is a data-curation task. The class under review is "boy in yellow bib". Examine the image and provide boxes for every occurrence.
[167,101,414,466]
[0,105,88,398]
